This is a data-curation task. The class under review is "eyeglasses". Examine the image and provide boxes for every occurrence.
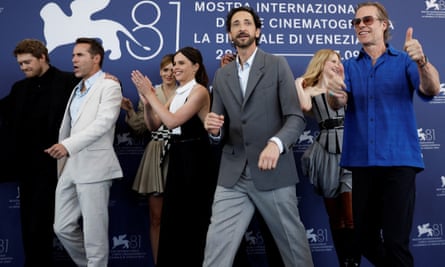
[351,16,380,26]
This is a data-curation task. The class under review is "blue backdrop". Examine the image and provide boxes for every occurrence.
[0,1,444,266]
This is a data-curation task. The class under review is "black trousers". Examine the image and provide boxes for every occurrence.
[351,166,416,267]
[19,177,57,267]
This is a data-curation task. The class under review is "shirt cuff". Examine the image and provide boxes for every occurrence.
[269,137,283,154]
[209,132,221,143]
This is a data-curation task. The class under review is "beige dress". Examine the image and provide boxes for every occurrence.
[129,85,173,194]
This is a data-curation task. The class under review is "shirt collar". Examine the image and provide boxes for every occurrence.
[75,70,103,92]
[236,47,258,69]
[356,44,398,61]
[84,70,103,89]
[175,79,196,95]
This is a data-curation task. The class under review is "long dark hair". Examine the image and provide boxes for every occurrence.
[174,47,209,88]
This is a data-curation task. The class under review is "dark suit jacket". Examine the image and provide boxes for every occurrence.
[0,66,77,181]
[211,48,306,190]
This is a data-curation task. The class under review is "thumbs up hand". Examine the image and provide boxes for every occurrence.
[403,27,426,64]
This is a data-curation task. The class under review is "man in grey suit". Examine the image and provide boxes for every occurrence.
[203,6,313,267]
[45,37,122,267]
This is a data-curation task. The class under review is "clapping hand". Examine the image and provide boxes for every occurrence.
[131,70,155,105]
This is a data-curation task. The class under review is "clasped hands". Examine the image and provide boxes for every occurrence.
[131,70,155,105]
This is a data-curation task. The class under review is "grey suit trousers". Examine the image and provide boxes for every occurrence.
[203,165,313,267]
[54,173,112,267]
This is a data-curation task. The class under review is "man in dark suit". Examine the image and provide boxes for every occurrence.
[203,6,313,267]
[0,39,77,267]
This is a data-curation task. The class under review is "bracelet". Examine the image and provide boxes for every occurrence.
[418,55,428,68]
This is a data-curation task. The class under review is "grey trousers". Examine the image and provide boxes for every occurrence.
[203,166,313,267]
[54,174,112,267]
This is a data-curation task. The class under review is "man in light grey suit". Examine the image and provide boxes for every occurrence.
[203,6,313,267]
[45,37,122,267]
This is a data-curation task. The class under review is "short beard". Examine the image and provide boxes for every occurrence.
[232,36,256,49]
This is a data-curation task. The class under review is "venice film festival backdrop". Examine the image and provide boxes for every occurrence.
[0,0,444,266]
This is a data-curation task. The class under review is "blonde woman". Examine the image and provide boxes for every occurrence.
[296,49,361,267]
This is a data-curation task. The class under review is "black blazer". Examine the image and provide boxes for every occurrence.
[0,66,78,181]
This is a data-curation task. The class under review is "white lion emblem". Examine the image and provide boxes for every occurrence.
[417,128,426,141]
[298,130,314,144]
[425,0,440,10]
[417,223,433,237]
[40,0,150,60]
[112,234,129,249]
[116,132,133,146]
[306,228,317,242]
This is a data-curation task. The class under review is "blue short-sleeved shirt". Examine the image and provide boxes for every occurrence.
[340,45,433,169]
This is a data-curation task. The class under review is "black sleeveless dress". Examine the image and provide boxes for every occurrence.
[157,114,217,266]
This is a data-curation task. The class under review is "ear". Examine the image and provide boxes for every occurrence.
[193,62,200,73]
[255,28,261,39]
[93,54,101,64]
[381,19,388,31]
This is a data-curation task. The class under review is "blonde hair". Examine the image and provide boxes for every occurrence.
[301,49,341,88]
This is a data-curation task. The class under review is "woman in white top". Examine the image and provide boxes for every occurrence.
[131,47,217,267]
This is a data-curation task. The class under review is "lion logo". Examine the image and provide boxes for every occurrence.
[40,0,150,60]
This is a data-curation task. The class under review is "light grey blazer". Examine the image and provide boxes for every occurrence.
[57,72,123,183]
[211,49,306,190]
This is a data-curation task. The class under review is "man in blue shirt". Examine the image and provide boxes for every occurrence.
[327,2,440,267]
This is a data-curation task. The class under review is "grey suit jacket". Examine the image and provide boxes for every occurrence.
[212,48,306,190]
[57,72,123,183]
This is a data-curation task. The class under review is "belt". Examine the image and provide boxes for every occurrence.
[318,118,344,130]
[170,135,202,143]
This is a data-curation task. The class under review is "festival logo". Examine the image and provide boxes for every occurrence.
[418,127,441,150]
[298,130,315,145]
[306,228,318,243]
[116,132,134,146]
[6,186,20,209]
[245,230,261,246]
[114,131,147,155]
[0,238,13,264]
[109,233,147,260]
[294,129,318,153]
[40,0,166,60]
[112,234,130,249]
[421,0,445,18]
[412,221,445,247]
[305,227,334,252]
[417,223,434,237]
[435,175,445,197]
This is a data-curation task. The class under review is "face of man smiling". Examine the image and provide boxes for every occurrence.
[229,10,260,49]
[354,5,387,47]
[16,53,48,78]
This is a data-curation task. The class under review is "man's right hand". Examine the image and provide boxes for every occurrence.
[204,112,224,136]
[220,52,236,67]
[121,97,134,112]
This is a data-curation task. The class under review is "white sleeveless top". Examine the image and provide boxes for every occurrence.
[169,79,196,135]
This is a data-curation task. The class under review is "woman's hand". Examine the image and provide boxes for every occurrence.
[131,70,155,97]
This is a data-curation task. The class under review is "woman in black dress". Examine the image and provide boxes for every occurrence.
[131,47,216,266]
